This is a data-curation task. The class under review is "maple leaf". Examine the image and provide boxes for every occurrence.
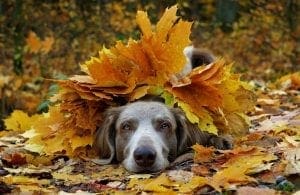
[209,146,277,191]
[4,110,39,132]
[27,105,100,156]
[26,31,54,54]
[23,5,192,156]
[166,59,256,135]
[128,172,208,194]
[5,5,256,157]
[26,31,41,54]
[273,71,300,90]
[82,5,191,91]
[192,144,215,163]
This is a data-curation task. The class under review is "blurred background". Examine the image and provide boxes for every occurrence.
[0,0,299,128]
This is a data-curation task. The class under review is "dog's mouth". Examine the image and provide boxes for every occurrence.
[130,162,166,173]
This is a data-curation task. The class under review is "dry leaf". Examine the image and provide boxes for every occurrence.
[26,31,41,53]
[192,144,215,163]
[85,5,191,90]
[284,148,300,175]
[4,110,39,132]
[166,59,256,135]
[210,146,277,191]
[26,31,54,54]
[128,172,208,194]
[236,186,276,195]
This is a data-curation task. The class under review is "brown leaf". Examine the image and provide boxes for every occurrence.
[2,152,27,166]
[192,144,215,163]
[236,187,276,195]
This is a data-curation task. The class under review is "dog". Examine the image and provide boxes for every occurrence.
[93,46,229,173]
[94,101,232,173]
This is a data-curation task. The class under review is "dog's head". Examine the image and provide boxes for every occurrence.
[94,101,202,173]
[94,101,232,173]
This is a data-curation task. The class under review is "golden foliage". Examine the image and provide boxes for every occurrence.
[210,146,277,191]
[4,110,39,132]
[127,146,277,193]
[192,144,214,163]
[167,59,256,135]
[128,173,208,194]
[6,5,192,156]
[273,72,300,90]
[83,5,191,91]
[4,5,255,156]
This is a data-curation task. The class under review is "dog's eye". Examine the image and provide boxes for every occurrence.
[121,122,132,131]
[159,121,171,131]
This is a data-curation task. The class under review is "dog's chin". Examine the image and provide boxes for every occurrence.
[122,158,169,173]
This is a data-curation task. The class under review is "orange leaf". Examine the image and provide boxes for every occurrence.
[192,144,215,163]
[26,31,54,54]
[26,31,41,53]
[86,54,130,87]
[85,5,191,92]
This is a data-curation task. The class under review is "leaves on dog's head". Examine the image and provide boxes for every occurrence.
[81,5,191,91]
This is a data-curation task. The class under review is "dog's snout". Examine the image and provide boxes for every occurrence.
[133,146,156,167]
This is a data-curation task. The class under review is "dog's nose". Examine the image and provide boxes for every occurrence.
[133,146,156,167]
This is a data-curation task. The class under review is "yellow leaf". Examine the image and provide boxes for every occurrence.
[177,101,200,124]
[168,61,224,117]
[156,6,178,42]
[128,173,174,193]
[66,130,94,151]
[24,143,44,154]
[84,5,191,91]
[177,99,218,134]
[2,175,50,186]
[178,176,208,193]
[4,110,39,132]
[128,172,208,194]
[211,146,277,191]
[167,59,256,135]
[136,11,152,38]
[21,129,38,138]
[52,172,88,184]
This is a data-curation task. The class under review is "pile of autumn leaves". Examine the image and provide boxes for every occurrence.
[4,6,255,157]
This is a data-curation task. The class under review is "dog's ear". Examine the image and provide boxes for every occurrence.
[190,48,215,68]
[93,107,122,164]
[172,108,232,155]
[184,46,215,68]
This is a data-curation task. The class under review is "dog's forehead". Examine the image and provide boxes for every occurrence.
[120,102,172,119]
